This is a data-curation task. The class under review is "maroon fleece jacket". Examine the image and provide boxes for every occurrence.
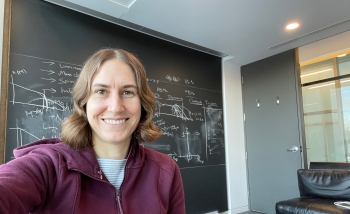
[0,138,185,214]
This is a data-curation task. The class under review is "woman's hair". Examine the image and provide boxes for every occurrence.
[60,48,162,149]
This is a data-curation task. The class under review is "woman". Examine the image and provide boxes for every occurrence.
[0,48,185,213]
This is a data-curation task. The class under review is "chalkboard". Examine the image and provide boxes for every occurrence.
[2,0,228,213]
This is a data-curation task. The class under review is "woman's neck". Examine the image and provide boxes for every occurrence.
[93,140,131,160]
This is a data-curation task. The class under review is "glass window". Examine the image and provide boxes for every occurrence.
[300,59,334,84]
[340,77,350,161]
[301,53,350,166]
[338,54,350,76]
[302,80,346,164]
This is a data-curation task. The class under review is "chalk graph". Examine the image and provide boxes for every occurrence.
[6,54,76,159]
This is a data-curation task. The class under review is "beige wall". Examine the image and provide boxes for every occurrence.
[222,59,248,213]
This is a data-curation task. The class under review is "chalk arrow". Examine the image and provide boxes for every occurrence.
[42,61,55,66]
[40,69,55,75]
[43,88,56,93]
[41,77,56,83]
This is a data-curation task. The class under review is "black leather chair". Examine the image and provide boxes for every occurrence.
[309,162,350,170]
[275,169,350,214]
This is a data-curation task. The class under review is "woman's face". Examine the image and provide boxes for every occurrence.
[86,58,141,148]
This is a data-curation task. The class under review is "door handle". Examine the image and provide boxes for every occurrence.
[287,146,299,152]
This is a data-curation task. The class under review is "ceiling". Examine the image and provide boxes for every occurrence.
[46,0,350,66]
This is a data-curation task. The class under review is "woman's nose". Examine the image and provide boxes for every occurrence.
[108,94,124,113]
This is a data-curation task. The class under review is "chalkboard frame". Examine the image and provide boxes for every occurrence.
[0,0,12,164]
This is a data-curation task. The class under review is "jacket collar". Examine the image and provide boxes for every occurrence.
[14,138,145,180]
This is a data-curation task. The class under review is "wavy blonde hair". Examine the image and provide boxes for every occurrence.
[60,48,161,149]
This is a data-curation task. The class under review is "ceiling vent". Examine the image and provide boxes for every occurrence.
[268,18,350,50]
[109,0,136,8]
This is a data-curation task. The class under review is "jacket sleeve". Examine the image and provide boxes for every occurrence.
[168,163,186,214]
[0,152,56,213]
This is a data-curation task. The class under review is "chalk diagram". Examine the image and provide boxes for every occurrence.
[6,54,78,158]
[154,99,203,163]
[146,83,225,166]
[166,107,224,164]
[205,108,225,156]
[9,74,73,147]
[155,100,193,121]
[168,126,204,164]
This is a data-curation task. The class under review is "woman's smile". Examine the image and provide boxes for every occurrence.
[103,119,127,125]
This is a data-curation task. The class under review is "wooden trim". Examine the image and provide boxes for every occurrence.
[303,109,337,116]
[300,49,350,67]
[294,48,308,168]
[0,0,12,164]
[304,121,339,126]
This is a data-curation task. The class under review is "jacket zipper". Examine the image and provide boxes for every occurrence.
[116,190,123,214]
[115,143,134,214]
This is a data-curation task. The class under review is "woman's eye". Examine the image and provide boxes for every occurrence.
[96,89,106,95]
[124,91,134,96]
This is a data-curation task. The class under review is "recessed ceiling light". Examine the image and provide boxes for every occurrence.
[286,23,299,30]
[337,54,347,57]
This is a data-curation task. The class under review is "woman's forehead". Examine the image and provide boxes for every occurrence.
[89,61,137,89]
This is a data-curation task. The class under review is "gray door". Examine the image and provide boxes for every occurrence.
[242,49,303,213]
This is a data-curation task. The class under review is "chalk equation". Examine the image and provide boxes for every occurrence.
[5,53,225,167]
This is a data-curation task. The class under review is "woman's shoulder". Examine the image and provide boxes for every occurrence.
[11,138,97,172]
[13,138,95,165]
[13,138,71,158]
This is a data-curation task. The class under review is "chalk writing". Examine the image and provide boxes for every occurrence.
[167,95,183,101]
[59,63,81,70]
[12,69,27,75]
[185,79,194,85]
[189,98,202,106]
[58,78,75,84]
[185,90,195,96]
[157,87,168,93]
[205,100,218,107]
[147,78,159,84]
[61,87,73,94]
[166,75,181,82]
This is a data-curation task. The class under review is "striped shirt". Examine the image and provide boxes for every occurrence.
[97,158,127,190]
